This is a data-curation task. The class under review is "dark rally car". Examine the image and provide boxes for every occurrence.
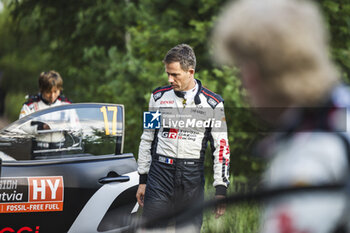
[0,103,139,233]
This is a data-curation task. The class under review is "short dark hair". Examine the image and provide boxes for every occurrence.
[39,70,63,92]
[163,44,196,71]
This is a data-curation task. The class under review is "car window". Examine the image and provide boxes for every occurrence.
[0,104,124,160]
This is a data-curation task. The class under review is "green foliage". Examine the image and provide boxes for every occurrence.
[0,5,49,94]
[202,203,260,233]
[202,175,260,233]
[4,92,25,122]
[321,0,350,81]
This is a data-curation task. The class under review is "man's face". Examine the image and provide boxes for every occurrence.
[165,62,194,91]
[42,87,61,104]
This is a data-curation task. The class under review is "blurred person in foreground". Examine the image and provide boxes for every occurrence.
[213,0,350,232]
[136,44,230,231]
[19,70,71,119]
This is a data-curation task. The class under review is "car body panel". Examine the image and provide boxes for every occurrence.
[0,103,139,233]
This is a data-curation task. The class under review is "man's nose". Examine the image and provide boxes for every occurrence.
[168,75,174,83]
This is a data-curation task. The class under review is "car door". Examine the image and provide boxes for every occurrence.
[0,103,139,233]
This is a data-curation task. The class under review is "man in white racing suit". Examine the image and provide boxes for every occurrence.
[136,44,230,231]
[213,0,350,232]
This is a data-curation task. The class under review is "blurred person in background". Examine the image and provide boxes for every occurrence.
[19,70,71,119]
[213,0,350,232]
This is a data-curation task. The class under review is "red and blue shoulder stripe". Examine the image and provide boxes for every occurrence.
[201,87,224,109]
[58,95,72,104]
[23,95,40,106]
[152,85,173,101]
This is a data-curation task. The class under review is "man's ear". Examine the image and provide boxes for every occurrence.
[188,68,195,77]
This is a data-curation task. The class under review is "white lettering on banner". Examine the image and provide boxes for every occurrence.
[32,179,62,200]
[29,204,44,211]
[32,180,45,200]
[0,180,17,190]
[163,118,222,128]
[6,204,27,211]
[0,191,23,202]
[45,203,60,210]
[47,179,60,199]
[0,176,64,214]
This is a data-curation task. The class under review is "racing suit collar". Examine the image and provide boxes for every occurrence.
[173,79,202,105]
[174,90,185,98]
[39,93,58,106]
[194,79,202,105]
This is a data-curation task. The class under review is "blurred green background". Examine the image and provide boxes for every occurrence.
[0,0,349,184]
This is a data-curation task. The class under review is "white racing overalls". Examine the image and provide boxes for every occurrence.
[138,79,230,229]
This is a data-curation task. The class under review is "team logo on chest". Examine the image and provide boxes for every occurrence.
[160,100,175,105]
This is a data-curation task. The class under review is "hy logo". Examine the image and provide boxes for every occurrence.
[143,110,161,129]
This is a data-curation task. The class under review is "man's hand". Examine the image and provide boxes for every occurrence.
[214,195,226,219]
[136,184,146,207]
